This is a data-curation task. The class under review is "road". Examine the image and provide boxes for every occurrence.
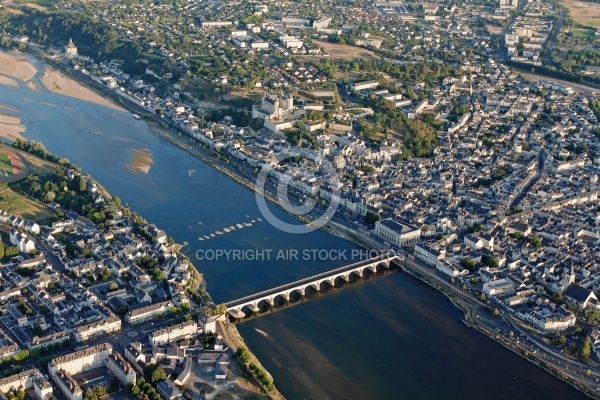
[542,6,566,65]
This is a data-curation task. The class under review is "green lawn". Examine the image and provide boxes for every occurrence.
[0,189,53,223]
[15,0,53,6]
[0,154,14,176]
[572,29,596,38]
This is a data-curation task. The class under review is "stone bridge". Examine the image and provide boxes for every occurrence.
[225,253,397,318]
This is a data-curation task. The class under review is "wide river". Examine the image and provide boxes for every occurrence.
[0,79,588,399]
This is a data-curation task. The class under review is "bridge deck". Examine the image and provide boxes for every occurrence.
[225,253,395,308]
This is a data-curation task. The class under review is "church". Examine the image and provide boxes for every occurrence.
[64,38,78,59]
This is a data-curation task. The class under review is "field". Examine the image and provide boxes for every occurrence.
[15,0,53,7]
[0,188,54,223]
[313,40,379,60]
[0,146,56,184]
[562,0,600,27]
[572,28,596,37]
[0,154,14,176]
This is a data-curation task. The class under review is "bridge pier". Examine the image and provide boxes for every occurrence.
[224,254,398,320]
[227,307,246,319]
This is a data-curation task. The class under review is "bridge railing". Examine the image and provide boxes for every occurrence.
[225,252,396,307]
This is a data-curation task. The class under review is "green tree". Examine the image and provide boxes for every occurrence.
[130,385,140,396]
[108,282,118,291]
[150,366,167,382]
[530,236,542,249]
[76,176,87,193]
[364,210,381,224]
[460,257,477,271]
[33,325,42,336]
[552,292,565,305]
[577,336,591,358]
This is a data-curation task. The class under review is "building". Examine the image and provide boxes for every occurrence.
[0,369,52,400]
[564,284,599,309]
[252,92,294,120]
[29,330,69,350]
[48,343,112,376]
[52,369,82,400]
[201,21,232,29]
[106,353,136,386]
[125,301,172,324]
[350,80,379,91]
[64,38,78,59]
[312,17,332,29]
[0,329,19,360]
[73,315,121,342]
[149,320,197,346]
[198,312,216,334]
[375,217,421,246]
[483,279,516,296]
[9,229,35,253]
[156,379,183,400]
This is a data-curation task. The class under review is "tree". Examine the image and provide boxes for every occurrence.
[108,282,118,291]
[76,176,87,193]
[152,268,164,281]
[99,269,111,282]
[577,336,591,358]
[481,255,499,269]
[553,331,567,345]
[130,385,140,396]
[460,257,477,271]
[113,196,121,207]
[43,191,55,202]
[13,350,29,362]
[530,236,542,249]
[364,210,381,224]
[33,324,43,336]
[150,366,167,382]
[552,292,565,305]
[236,346,251,364]
[493,309,500,317]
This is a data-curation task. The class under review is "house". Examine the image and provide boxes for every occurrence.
[563,284,599,309]
[156,379,182,400]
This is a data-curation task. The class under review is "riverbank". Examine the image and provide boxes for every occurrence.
[0,110,26,142]
[0,49,124,111]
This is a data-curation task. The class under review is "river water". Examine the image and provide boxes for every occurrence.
[0,79,588,399]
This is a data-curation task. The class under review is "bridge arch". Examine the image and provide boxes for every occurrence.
[225,254,398,319]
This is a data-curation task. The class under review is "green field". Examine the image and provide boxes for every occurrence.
[0,154,14,176]
[572,29,596,37]
[0,189,53,223]
[14,0,53,7]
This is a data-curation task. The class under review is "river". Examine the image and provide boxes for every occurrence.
[0,79,589,399]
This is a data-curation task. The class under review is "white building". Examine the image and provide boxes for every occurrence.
[9,229,35,253]
[201,21,232,29]
[48,343,112,376]
[0,369,52,400]
[375,218,421,246]
[72,315,121,342]
[483,279,516,296]
[149,320,197,346]
[106,353,136,386]
[125,301,173,324]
